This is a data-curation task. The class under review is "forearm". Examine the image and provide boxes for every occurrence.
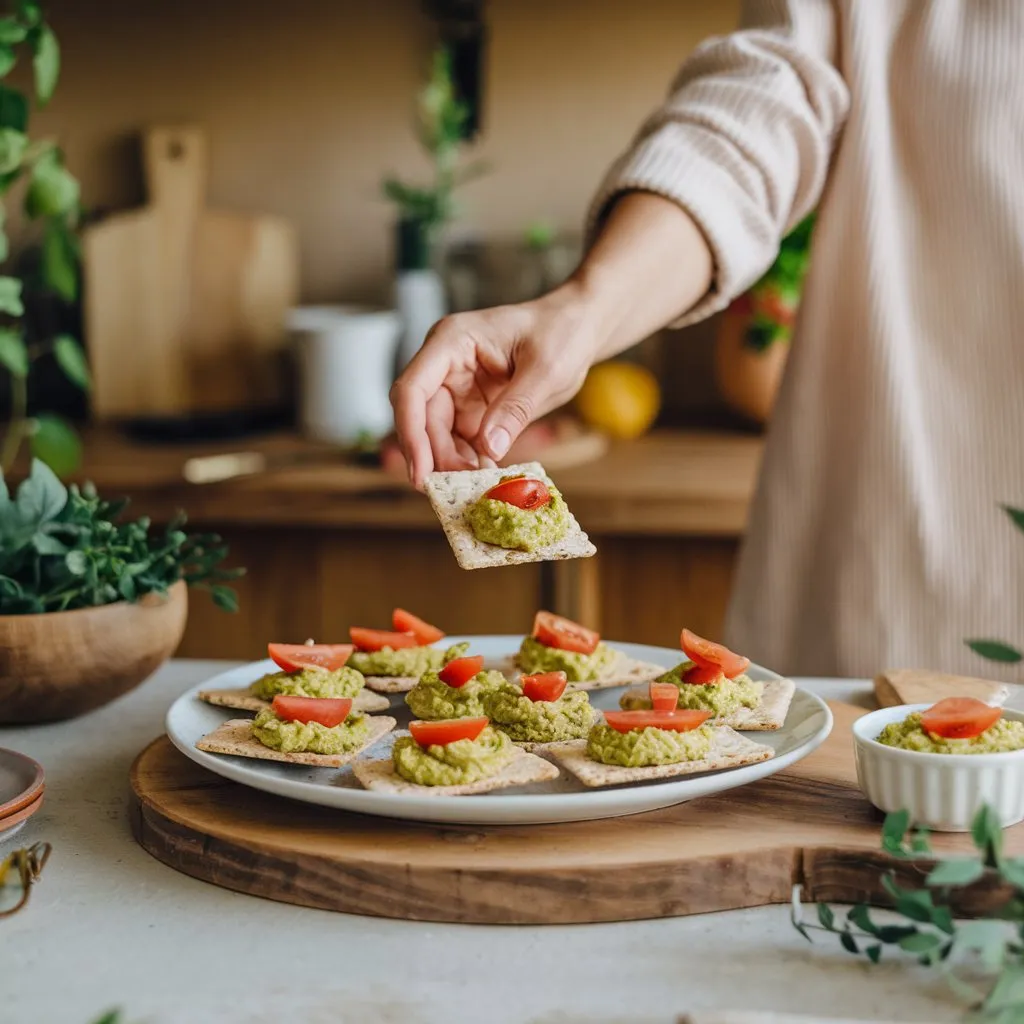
[557,191,714,361]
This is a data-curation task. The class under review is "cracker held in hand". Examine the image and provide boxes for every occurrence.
[424,461,596,570]
[548,727,774,788]
[197,687,391,714]
[353,747,559,796]
[196,716,396,768]
[618,677,796,730]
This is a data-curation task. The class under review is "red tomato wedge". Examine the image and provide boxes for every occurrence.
[349,627,419,652]
[271,695,352,727]
[485,475,551,510]
[522,671,568,702]
[392,608,445,645]
[532,610,600,655]
[649,681,680,710]
[268,643,354,673]
[603,709,711,734]
[680,628,750,678]
[409,717,489,746]
[439,655,485,688]
[920,697,1002,740]
[681,662,725,685]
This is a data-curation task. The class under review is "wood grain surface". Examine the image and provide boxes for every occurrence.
[874,668,1015,708]
[129,702,1024,924]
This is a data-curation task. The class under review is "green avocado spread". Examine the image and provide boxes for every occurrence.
[249,665,364,701]
[349,641,469,678]
[483,681,594,743]
[251,707,370,754]
[405,668,506,720]
[619,660,762,716]
[517,634,617,683]
[392,725,515,786]
[466,480,571,551]
[586,722,713,767]
[876,712,1024,754]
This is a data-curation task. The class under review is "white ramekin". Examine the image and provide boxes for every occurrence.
[853,703,1024,832]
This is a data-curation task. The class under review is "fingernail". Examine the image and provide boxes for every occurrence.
[486,426,511,460]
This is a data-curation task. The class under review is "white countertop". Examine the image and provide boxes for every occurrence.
[1,662,957,1024]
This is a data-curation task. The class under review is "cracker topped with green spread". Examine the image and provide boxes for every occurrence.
[424,462,596,570]
[484,670,595,749]
[404,655,506,720]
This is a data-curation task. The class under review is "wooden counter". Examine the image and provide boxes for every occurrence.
[71,428,763,658]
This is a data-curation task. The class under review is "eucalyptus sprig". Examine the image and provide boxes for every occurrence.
[966,505,1024,666]
[793,804,1024,1022]
[0,459,243,614]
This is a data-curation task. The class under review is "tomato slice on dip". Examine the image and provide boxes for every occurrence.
[271,695,352,727]
[268,643,354,673]
[485,475,551,510]
[681,662,724,685]
[349,627,419,652]
[439,655,485,688]
[532,610,600,655]
[603,709,711,734]
[649,681,680,710]
[522,671,568,702]
[920,697,1002,740]
[410,717,489,746]
[680,628,750,678]
[392,608,445,645]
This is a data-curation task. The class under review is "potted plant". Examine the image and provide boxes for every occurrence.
[713,214,815,425]
[0,460,243,723]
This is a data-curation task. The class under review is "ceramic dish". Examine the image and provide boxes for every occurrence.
[853,703,1024,831]
[0,790,44,842]
[0,748,45,819]
[166,635,833,826]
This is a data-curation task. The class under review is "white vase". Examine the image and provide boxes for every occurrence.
[395,268,447,372]
[289,305,401,444]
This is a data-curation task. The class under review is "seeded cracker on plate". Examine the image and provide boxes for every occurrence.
[424,462,596,570]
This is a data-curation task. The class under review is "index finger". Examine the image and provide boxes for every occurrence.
[390,334,454,489]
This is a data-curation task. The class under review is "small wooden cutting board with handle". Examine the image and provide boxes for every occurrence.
[874,667,1013,708]
[83,125,299,418]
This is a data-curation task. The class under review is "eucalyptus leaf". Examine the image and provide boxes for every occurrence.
[29,414,81,476]
[967,639,1024,664]
[0,43,16,78]
[817,903,835,929]
[0,327,26,376]
[0,18,27,44]
[1003,505,1024,534]
[25,148,77,217]
[53,335,89,389]
[865,944,882,964]
[881,808,911,852]
[974,804,1005,865]
[16,1,41,26]
[899,931,942,954]
[0,126,25,173]
[839,932,859,955]
[0,274,22,314]
[0,84,26,131]
[41,217,77,300]
[927,858,985,888]
[30,24,58,105]
[847,904,879,935]
[999,858,1024,890]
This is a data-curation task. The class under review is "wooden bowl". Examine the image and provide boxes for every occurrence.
[0,581,188,724]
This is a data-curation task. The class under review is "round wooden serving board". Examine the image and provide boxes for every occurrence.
[130,702,1024,925]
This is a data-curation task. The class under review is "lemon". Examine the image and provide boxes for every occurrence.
[575,361,661,440]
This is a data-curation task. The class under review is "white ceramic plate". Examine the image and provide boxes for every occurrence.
[165,636,833,826]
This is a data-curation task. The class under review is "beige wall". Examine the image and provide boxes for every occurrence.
[36,0,738,305]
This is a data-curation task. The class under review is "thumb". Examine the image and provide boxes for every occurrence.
[477,361,550,461]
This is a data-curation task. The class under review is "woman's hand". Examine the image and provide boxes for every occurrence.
[390,281,602,488]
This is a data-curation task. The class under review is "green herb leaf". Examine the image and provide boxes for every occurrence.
[0,126,25,173]
[881,809,911,853]
[41,218,78,301]
[0,18,27,44]
[847,904,879,935]
[0,274,22,315]
[31,532,65,555]
[0,44,16,78]
[31,24,58,105]
[1002,504,1024,533]
[974,804,1005,866]
[64,549,87,575]
[910,828,933,855]
[927,858,985,888]
[16,2,41,26]
[817,903,835,930]
[966,639,1024,663]
[839,932,859,955]
[25,148,78,217]
[0,327,26,376]
[956,920,1010,972]
[999,858,1024,890]
[53,335,89,389]
[29,414,81,477]
[210,584,239,613]
[898,931,942,954]
[876,924,921,943]
[865,944,882,963]
[15,458,67,523]
[0,84,27,131]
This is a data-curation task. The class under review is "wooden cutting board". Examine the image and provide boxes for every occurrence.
[128,702,1024,925]
[83,125,299,418]
[874,668,1014,709]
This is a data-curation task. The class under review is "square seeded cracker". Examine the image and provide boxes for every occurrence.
[617,678,797,731]
[352,745,559,796]
[512,649,665,693]
[196,716,396,767]
[197,688,391,714]
[424,461,596,570]
[547,726,774,788]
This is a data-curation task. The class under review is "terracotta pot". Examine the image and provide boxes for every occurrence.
[713,306,790,425]
[0,580,188,724]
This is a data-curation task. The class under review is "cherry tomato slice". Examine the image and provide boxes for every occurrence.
[603,709,711,734]
[392,608,445,645]
[268,643,354,673]
[920,697,1002,740]
[649,681,680,710]
[271,695,352,727]
[532,610,600,655]
[349,627,419,652]
[522,671,568,702]
[485,475,551,510]
[439,655,485,688]
[680,628,750,678]
[681,662,725,685]
[409,717,489,746]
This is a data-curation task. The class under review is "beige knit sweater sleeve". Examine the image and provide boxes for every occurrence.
[589,0,849,324]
